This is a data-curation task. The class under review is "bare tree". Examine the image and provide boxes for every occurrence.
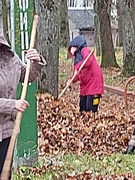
[0,0,3,34]
[116,0,123,46]
[129,0,135,32]
[119,0,135,76]
[60,0,70,47]
[35,0,61,97]
[1,0,9,42]
[95,0,119,68]
[94,0,101,56]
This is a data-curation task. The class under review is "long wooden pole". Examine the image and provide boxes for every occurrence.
[58,50,94,99]
[1,15,39,180]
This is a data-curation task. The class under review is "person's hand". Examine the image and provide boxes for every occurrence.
[15,100,29,112]
[26,49,41,62]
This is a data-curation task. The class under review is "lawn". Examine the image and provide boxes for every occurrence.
[12,153,135,179]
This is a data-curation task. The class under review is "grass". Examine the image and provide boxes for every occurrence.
[12,153,135,179]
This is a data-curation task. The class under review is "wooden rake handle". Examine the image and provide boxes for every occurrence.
[1,15,39,180]
[58,50,94,99]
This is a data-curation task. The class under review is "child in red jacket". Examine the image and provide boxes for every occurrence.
[68,35,104,113]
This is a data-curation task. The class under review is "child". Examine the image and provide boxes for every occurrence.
[67,35,104,113]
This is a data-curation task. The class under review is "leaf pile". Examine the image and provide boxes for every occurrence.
[37,90,135,156]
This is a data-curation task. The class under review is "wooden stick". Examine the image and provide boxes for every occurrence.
[58,50,94,99]
[1,15,38,180]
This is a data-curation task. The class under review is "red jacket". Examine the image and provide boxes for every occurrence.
[72,47,104,96]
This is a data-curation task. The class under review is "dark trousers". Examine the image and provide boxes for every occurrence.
[80,95,101,113]
[0,137,11,178]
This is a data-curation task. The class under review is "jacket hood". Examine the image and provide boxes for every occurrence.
[68,35,87,51]
[68,35,87,65]
[0,34,11,48]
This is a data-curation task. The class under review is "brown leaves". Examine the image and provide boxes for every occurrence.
[37,91,135,157]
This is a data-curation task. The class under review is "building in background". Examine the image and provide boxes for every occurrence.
[68,7,118,48]
[67,0,93,8]
[67,0,118,47]
[68,7,94,47]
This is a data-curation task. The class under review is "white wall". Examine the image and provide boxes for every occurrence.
[69,18,79,40]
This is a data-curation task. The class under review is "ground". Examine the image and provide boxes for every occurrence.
[12,48,135,180]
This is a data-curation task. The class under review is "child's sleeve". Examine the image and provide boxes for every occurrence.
[68,48,95,83]
[68,68,79,83]
[72,69,79,83]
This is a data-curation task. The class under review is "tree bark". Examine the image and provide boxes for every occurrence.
[99,0,119,68]
[35,0,61,97]
[119,0,135,76]
[116,0,123,47]
[2,0,9,42]
[94,0,101,56]
[129,0,135,35]
[60,0,70,48]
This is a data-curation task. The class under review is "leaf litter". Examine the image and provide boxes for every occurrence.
[34,80,135,179]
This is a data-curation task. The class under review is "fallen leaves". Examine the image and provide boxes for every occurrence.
[34,80,135,179]
[37,90,135,157]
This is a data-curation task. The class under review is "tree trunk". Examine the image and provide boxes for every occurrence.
[94,0,101,56]
[0,0,3,34]
[35,0,61,97]
[129,0,135,32]
[60,0,70,59]
[2,0,9,42]
[60,0,70,48]
[99,0,119,68]
[119,0,135,76]
[116,1,123,47]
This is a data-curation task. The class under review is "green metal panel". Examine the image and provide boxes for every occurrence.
[13,0,38,166]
